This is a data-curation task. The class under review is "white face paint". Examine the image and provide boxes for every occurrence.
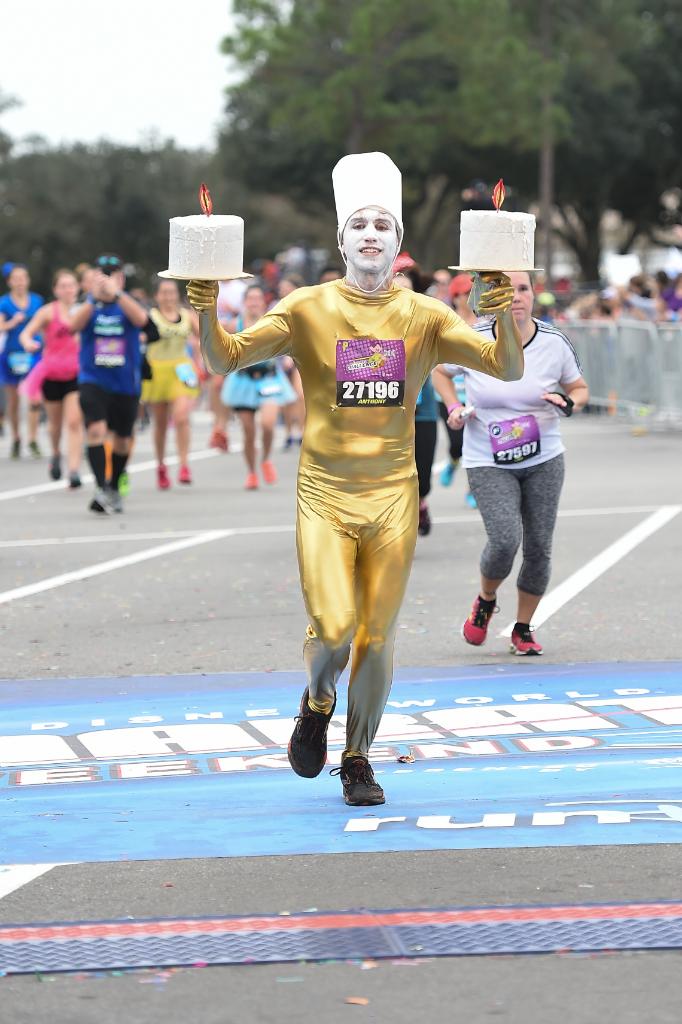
[340,206,401,293]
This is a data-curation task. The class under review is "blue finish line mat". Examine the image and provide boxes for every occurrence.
[3,901,682,973]
[1,661,682,864]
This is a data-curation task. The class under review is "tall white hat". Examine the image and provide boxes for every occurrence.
[332,152,403,234]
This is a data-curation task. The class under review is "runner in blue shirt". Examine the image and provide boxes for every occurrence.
[0,264,43,458]
[69,254,148,514]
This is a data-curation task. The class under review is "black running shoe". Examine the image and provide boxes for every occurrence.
[332,756,385,806]
[418,502,431,536]
[49,455,62,481]
[89,487,110,515]
[287,688,337,778]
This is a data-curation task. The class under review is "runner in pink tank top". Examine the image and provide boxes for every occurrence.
[20,269,83,486]
[41,302,80,381]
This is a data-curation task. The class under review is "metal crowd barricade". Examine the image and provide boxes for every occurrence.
[562,320,618,411]
[614,320,661,409]
[562,319,682,426]
[655,323,682,423]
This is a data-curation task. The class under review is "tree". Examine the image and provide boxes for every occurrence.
[0,140,217,294]
[219,0,554,266]
[515,0,682,280]
[220,0,682,280]
[0,88,19,162]
[608,0,682,250]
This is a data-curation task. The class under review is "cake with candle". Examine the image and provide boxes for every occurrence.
[450,179,541,272]
[457,209,537,271]
[159,184,252,280]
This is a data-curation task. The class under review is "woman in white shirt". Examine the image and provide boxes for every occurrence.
[433,271,589,655]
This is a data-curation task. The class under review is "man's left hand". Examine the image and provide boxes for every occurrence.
[90,270,111,301]
[477,272,513,316]
[187,280,218,313]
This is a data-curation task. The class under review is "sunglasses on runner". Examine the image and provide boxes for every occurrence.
[95,255,123,276]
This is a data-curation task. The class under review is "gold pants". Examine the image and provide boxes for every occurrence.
[296,472,418,757]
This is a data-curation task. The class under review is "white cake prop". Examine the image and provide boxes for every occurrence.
[449,179,542,273]
[454,210,538,271]
[159,186,252,280]
[448,179,541,315]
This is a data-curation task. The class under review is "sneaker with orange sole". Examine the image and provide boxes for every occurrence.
[510,623,543,656]
[245,472,259,490]
[178,464,192,485]
[461,595,497,646]
[261,460,277,485]
[209,428,228,452]
[157,464,171,490]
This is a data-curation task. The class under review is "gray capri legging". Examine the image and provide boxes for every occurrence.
[466,454,565,596]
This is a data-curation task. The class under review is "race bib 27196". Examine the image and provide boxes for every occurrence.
[336,338,405,407]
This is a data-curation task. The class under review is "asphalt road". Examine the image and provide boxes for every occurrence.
[1,411,681,1022]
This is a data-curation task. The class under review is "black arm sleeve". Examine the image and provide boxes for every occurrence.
[143,316,161,343]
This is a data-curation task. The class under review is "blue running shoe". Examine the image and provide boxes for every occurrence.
[440,461,456,487]
[465,491,478,509]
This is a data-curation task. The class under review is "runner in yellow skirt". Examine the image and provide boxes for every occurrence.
[142,279,201,487]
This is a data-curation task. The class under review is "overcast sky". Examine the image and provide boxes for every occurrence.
[2,0,237,150]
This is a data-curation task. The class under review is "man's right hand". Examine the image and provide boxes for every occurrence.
[90,270,109,301]
[187,280,218,313]
[447,405,470,430]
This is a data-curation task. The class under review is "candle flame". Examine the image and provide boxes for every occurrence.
[199,183,213,217]
[492,179,505,211]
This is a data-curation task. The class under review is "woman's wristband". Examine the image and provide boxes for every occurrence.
[545,392,575,417]
[447,402,463,416]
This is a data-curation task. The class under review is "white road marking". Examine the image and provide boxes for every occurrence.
[0,504,677,609]
[0,506,664,549]
[0,447,225,503]
[434,505,661,526]
[0,524,297,606]
[0,530,233,606]
[0,863,60,900]
[0,531,203,550]
[553,505,662,519]
[499,505,682,637]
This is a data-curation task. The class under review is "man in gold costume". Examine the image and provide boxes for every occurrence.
[187,152,522,806]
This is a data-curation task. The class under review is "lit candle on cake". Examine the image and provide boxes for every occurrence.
[158,183,252,281]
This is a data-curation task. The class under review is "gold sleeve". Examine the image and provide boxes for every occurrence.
[434,308,523,382]
[200,303,292,375]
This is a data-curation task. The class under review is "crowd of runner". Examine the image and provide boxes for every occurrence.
[1,245,588,672]
[0,190,597,810]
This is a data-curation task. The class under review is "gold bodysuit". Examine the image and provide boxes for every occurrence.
[200,279,522,756]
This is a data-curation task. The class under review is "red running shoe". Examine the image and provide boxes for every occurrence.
[510,624,543,656]
[209,427,228,451]
[245,472,259,490]
[261,460,278,485]
[157,464,171,490]
[178,464,192,485]
[461,595,497,646]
